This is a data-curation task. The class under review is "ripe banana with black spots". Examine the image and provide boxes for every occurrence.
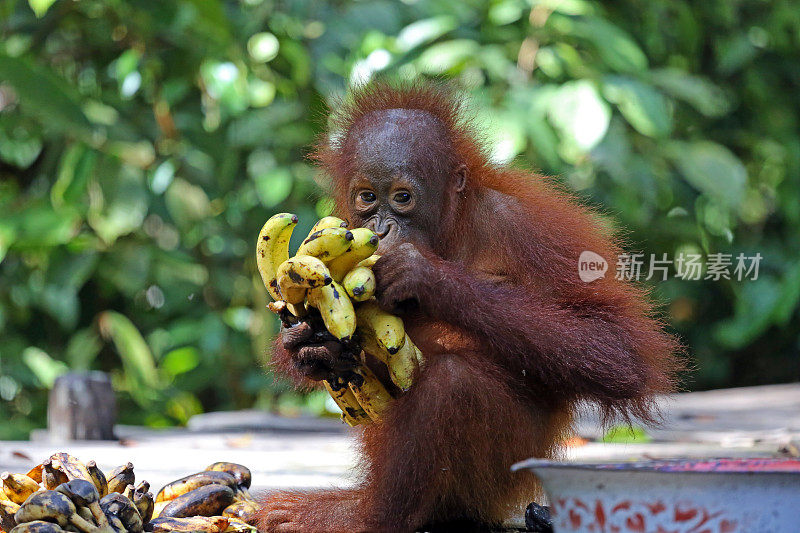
[204,464,251,491]
[276,255,332,291]
[101,492,143,532]
[41,460,67,491]
[158,484,235,519]
[256,215,425,423]
[348,366,393,421]
[134,490,154,524]
[276,255,333,317]
[86,461,108,497]
[310,216,348,233]
[356,301,405,354]
[323,381,371,427]
[389,334,423,391]
[342,266,376,302]
[155,471,237,503]
[106,463,134,495]
[297,227,353,262]
[256,213,299,301]
[328,228,379,281]
[358,327,420,391]
[221,501,258,524]
[306,281,356,341]
[14,490,97,533]
[49,453,93,487]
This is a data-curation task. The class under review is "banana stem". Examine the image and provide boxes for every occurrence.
[87,501,114,532]
[69,512,100,533]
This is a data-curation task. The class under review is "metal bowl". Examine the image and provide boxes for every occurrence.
[512,458,800,532]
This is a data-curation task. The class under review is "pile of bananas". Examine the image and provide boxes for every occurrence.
[256,214,424,426]
[0,454,257,533]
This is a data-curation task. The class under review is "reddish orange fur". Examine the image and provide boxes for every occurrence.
[260,81,682,532]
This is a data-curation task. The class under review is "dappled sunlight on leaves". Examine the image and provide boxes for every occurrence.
[0,0,798,436]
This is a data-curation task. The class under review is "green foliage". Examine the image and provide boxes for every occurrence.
[1,0,798,437]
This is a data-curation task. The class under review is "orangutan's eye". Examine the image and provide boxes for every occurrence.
[360,191,376,203]
[394,191,411,204]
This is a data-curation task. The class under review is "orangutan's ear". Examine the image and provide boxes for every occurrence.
[454,164,467,193]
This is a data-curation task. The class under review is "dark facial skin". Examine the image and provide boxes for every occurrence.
[275,110,466,383]
[345,109,463,252]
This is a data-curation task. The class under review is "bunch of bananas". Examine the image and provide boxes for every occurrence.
[147,462,257,532]
[0,455,257,533]
[256,214,424,426]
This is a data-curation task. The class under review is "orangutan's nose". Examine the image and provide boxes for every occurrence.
[366,217,393,239]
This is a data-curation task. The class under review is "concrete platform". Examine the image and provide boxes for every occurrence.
[0,384,796,500]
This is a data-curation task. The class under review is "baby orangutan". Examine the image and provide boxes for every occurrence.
[258,82,680,532]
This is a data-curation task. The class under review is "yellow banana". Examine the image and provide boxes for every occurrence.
[310,216,347,233]
[204,463,251,490]
[277,255,333,318]
[222,500,259,523]
[279,286,307,308]
[158,484,235,518]
[323,381,371,427]
[106,462,134,494]
[358,328,419,391]
[296,227,354,262]
[307,281,355,340]
[342,266,376,302]
[86,461,108,497]
[256,213,298,300]
[134,490,155,523]
[49,453,93,486]
[357,324,387,362]
[276,255,332,291]
[15,490,96,533]
[41,460,67,490]
[1,472,39,504]
[101,492,144,532]
[328,228,379,281]
[386,334,420,391]
[155,471,237,503]
[348,366,393,421]
[356,301,405,354]
[151,499,169,520]
[355,253,381,269]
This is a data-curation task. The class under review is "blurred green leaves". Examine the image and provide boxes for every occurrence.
[23,347,68,388]
[666,141,747,208]
[603,76,671,138]
[0,0,798,437]
[99,312,161,403]
[27,0,55,18]
[0,55,92,137]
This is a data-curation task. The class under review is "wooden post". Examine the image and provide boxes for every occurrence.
[48,371,116,441]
